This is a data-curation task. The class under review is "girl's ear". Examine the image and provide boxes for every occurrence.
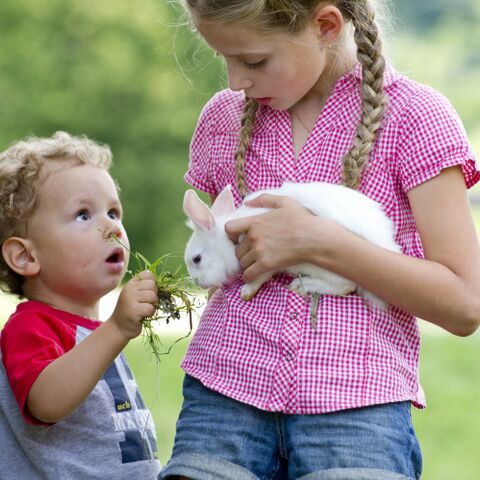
[312,5,345,45]
[1,237,40,277]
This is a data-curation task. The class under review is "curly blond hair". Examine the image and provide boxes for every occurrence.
[183,0,387,195]
[0,131,112,296]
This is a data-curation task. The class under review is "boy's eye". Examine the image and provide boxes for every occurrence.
[108,209,120,220]
[75,209,90,222]
[244,59,266,70]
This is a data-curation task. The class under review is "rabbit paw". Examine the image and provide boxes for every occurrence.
[288,278,356,297]
[241,283,260,301]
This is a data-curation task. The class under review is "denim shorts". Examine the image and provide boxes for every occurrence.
[159,375,422,480]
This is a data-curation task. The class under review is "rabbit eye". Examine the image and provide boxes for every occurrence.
[192,255,202,264]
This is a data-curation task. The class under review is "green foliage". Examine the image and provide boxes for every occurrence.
[0,0,479,263]
[0,0,224,266]
[391,0,480,32]
[125,241,201,362]
[412,333,480,480]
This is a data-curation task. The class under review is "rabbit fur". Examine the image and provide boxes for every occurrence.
[183,182,401,309]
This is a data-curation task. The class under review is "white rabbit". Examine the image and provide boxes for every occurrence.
[183,182,402,309]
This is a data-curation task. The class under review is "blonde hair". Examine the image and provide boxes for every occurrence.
[0,131,112,296]
[183,0,387,195]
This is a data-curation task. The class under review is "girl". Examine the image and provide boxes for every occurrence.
[161,1,480,479]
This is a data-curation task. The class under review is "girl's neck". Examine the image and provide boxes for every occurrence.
[288,50,357,160]
[300,49,358,112]
[289,51,357,136]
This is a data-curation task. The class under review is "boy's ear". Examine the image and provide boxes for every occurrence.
[312,5,345,45]
[2,237,40,277]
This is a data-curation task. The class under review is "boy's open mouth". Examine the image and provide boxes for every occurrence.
[106,247,124,264]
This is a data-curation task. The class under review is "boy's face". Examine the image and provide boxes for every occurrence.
[25,164,129,308]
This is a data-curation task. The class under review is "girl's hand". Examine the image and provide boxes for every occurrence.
[225,193,342,282]
[110,270,158,340]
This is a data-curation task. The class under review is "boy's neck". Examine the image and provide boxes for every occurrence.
[31,297,100,320]
[23,283,101,320]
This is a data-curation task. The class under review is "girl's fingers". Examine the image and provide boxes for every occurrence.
[235,237,251,259]
[244,193,286,209]
[238,249,256,270]
[243,262,266,284]
[225,217,252,242]
[225,211,272,242]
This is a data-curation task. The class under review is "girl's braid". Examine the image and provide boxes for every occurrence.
[232,1,387,195]
[340,0,387,189]
[235,97,259,198]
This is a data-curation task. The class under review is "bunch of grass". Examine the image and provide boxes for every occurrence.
[136,252,198,362]
[112,235,200,362]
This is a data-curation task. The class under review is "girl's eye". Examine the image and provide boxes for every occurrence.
[75,209,90,222]
[244,59,266,70]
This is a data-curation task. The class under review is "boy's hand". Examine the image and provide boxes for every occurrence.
[110,271,158,340]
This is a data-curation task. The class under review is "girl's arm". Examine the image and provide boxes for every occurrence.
[26,271,157,423]
[225,166,480,336]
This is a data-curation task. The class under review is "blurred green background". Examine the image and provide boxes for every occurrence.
[1,0,480,478]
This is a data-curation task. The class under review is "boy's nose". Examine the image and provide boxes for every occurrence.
[102,220,123,240]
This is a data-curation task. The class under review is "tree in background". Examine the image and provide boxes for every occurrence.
[0,0,224,265]
[0,0,478,264]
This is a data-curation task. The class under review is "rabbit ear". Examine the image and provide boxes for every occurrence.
[183,190,215,233]
[211,185,236,218]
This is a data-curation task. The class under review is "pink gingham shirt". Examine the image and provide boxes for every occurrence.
[182,64,480,414]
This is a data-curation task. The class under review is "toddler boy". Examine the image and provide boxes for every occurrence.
[0,131,161,479]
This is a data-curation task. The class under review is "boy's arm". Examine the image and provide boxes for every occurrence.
[26,271,157,423]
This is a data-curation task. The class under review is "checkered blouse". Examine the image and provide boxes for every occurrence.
[182,64,479,414]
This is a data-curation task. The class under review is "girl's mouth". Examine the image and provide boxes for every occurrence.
[253,97,272,106]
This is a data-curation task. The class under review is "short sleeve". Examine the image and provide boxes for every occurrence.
[184,94,221,195]
[398,86,480,191]
[0,312,75,425]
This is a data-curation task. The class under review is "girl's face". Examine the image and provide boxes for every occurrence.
[25,165,129,309]
[196,20,329,111]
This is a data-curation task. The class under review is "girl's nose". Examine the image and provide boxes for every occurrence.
[227,65,253,92]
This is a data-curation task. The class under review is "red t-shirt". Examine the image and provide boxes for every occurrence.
[1,300,102,424]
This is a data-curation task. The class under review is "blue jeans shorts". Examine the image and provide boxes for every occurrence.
[159,375,422,480]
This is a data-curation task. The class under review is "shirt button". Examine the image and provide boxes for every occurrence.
[289,312,298,320]
[285,352,293,361]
